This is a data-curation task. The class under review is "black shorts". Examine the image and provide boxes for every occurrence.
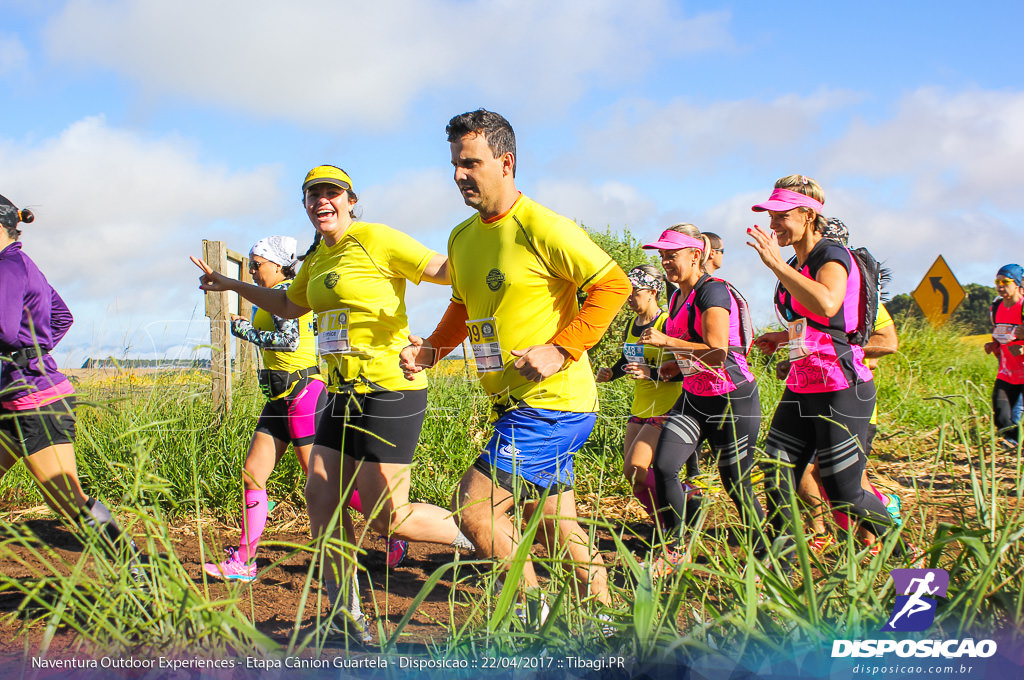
[0,396,76,457]
[314,388,427,464]
[253,378,328,447]
[471,457,571,503]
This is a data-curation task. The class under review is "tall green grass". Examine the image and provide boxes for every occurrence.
[0,320,1021,661]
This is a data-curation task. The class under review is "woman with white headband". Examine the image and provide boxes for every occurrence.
[747,175,918,564]
[203,236,333,582]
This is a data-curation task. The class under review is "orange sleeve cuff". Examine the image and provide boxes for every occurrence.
[549,265,631,361]
[426,301,470,363]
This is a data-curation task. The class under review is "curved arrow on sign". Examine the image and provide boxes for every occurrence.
[929,276,949,314]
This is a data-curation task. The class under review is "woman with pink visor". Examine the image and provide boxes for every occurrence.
[637,223,764,574]
[595,265,681,533]
[747,175,916,563]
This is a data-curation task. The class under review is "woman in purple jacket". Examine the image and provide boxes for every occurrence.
[0,194,135,561]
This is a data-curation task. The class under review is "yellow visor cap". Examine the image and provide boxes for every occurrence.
[302,165,353,193]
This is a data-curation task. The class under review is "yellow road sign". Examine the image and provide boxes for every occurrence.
[912,255,965,326]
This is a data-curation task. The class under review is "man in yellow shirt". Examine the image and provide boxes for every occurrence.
[400,109,629,616]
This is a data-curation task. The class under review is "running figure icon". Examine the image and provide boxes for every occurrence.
[883,568,949,632]
[887,572,938,628]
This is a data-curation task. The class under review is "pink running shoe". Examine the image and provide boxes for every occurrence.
[386,538,408,568]
[203,548,257,583]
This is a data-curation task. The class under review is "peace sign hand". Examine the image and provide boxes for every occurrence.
[190,256,233,292]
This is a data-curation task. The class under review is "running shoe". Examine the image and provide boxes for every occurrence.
[808,532,836,554]
[386,538,409,568]
[882,492,902,526]
[749,468,765,486]
[203,548,256,583]
[514,595,550,628]
[326,611,373,647]
[861,540,882,558]
[687,474,722,496]
[645,548,689,578]
[904,543,926,568]
[592,612,616,637]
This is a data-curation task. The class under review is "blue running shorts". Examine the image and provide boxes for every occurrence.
[478,407,596,489]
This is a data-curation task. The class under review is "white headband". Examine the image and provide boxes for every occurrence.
[250,236,298,268]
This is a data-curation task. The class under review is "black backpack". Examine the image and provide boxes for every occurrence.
[990,297,1023,328]
[780,245,887,347]
[847,246,885,346]
[686,276,755,355]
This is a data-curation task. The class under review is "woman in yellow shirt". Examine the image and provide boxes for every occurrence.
[194,166,469,644]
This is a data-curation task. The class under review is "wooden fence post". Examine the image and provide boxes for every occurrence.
[203,240,232,414]
[230,248,256,378]
[203,241,261,413]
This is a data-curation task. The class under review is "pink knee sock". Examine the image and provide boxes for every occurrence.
[238,489,268,561]
[347,490,363,514]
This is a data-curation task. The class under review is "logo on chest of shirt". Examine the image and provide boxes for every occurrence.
[485,268,505,292]
[324,272,339,289]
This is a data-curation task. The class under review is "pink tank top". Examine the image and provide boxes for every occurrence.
[993,298,1024,384]
[774,241,873,394]
[665,276,755,397]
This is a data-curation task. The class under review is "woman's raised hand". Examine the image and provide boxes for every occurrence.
[191,256,233,292]
[745,225,785,270]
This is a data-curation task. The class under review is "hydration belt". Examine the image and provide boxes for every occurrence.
[258,365,320,400]
[2,347,48,369]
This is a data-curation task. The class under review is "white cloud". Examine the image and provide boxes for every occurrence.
[547,84,1024,298]
[824,87,1024,211]
[357,167,469,249]
[43,0,733,128]
[555,89,862,175]
[0,116,283,359]
[532,178,659,232]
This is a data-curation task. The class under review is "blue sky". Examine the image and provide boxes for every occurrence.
[2,1,1022,365]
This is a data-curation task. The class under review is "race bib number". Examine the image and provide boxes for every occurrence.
[993,323,1017,344]
[672,351,698,376]
[317,309,351,354]
[787,318,811,361]
[466,317,503,373]
[622,343,645,364]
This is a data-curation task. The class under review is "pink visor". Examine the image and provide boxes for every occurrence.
[751,188,824,213]
[642,229,705,251]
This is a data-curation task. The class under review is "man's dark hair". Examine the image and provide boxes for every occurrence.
[704,232,723,250]
[446,109,517,176]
